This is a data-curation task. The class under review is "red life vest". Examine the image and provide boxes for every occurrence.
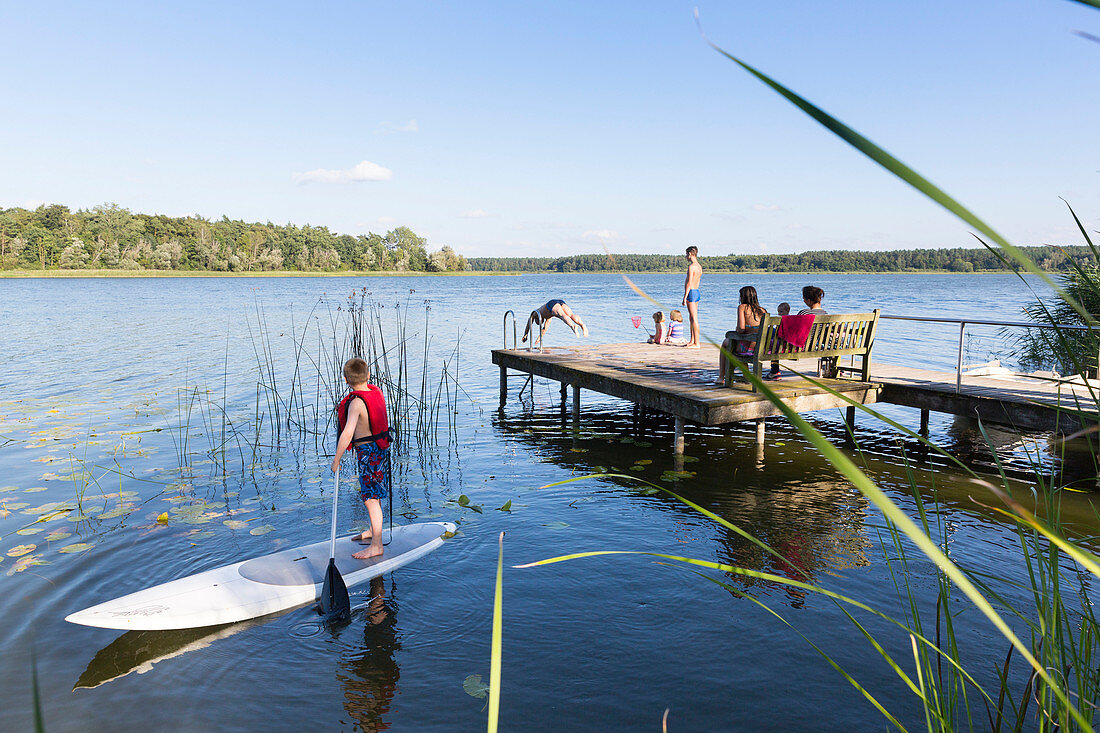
[336,386,391,450]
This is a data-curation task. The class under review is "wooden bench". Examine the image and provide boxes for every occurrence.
[724,309,881,389]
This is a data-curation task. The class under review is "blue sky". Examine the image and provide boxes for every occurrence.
[2,1,1098,257]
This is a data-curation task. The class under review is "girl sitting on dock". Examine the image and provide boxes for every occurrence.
[665,310,688,346]
[521,298,590,343]
[647,311,667,344]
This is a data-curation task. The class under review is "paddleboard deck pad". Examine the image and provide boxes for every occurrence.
[66,522,456,630]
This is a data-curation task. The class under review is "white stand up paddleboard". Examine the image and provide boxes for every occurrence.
[66,522,456,631]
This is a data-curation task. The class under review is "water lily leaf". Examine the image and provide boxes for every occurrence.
[681,455,699,463]
[4,502,30,511]
[24,486,48,493]
[635,459,653,466]
[7,553,47,575]
[463,674,489,699]
[497,501,512,512]
[156,512,170,523]
[44,530,71,542]
[59,543,95,554]
[641,487,660,495]
[0,486,17,493]
[543,521,569,530]
[441,530,457,539]
[629,466,646,472]
[570,448,588,453]
[635,441,652,448]
[97,508,128,519]
[66,513,91,522]
[16,527,45,535]
[457,494,470,507]
[620,437,634,444]
[249,524,276,536]
[7,544,36,557]
[223,520,250,530]
[189,530,216,540]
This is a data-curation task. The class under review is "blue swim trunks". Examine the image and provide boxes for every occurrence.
[686,288,701,303]
[353,442,390,502]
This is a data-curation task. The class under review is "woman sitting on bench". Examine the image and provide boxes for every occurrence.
[718,286,767,384]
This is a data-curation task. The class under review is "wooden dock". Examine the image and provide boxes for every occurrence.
[493,343,1100,450]
[493,343,879,451]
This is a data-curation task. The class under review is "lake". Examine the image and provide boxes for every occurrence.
[0,272,1087,731]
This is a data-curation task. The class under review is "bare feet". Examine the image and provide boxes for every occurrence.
[352,543,384,560]
[684,344,701,349]
[351,531,372,543]
[582,324,589,337]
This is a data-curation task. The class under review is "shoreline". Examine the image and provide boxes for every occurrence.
[0,268,1024,279]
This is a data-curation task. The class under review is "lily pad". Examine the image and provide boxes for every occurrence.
[635,441,652,448]
[223,520,250,530]
[189,530,216,540]
[629,465,646,472]
[462,674,489,699]
[681,455,699,463]
[16,527,45,535]
[7,554,47,575]
[24,486,48,493]
[249,524,276,536]
[635,459,653,466]
[59,543,95,554]
[44,530,72,542]
[3,502,30,511]
[457,494,471,507]
[543,521,570,530]
[497,500,512,512]
[7,544,36,557]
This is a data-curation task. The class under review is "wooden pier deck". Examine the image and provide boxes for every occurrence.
[492,344,879,448]
[493,344,1100,447]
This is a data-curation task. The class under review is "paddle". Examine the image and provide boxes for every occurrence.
[319,464,351,622]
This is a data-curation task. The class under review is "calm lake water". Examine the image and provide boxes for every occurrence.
[0,273,1089,731]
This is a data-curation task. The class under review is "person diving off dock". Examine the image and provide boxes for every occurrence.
[521,298,590,343]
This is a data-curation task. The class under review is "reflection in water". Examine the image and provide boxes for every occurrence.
[340,576,401,731]
[74,613,278,690]
[494,409,873,610]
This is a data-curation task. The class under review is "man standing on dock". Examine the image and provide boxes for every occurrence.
[682,246,702,348]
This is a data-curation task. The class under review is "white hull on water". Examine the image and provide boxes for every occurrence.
[65,522,456,631]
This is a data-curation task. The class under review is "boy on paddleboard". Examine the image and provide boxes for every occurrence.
[331,358,392,560]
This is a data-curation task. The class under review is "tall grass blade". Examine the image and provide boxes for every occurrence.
[488,531,504,733]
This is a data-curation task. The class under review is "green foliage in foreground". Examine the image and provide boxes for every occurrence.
[0,202,468,273]
[469,246,1096,274]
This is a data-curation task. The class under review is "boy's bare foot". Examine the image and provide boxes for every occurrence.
[685,344,701,349]
[582,324,589,337]
[351,531,372,543]
[352,544,384,560]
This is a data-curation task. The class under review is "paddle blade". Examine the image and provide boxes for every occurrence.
[319,558,351,622]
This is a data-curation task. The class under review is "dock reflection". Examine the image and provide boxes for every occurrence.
[493,410,872,609]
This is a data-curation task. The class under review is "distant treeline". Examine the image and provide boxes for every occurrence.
[0,203,467,272]
[469,248,1094,274]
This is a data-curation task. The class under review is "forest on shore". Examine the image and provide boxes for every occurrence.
[468,247,1094,274]
[3,202,1091,276]
[0,203,467,272]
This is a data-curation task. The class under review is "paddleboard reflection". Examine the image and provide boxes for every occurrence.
[73,612,285,690]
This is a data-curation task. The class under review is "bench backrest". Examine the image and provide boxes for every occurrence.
[756,309,880,362]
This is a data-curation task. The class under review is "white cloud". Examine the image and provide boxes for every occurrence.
[582,229,622,241]
[293,160,393,185]
[458,209,495,219]
[752,203,781,212]
[377,216,396,224]
[377,119,419,133]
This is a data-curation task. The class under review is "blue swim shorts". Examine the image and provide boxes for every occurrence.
[686,288,701,303]
[353,442,390,502]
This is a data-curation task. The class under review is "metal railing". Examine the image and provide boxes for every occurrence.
[503,310,517,350]
[880,314,1096,393]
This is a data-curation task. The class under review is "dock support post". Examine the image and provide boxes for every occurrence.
[919,408,929,436]
[755,418,765,445]
[674,417,685,455]
[560,382,568,413]
[572,385,580,424]
[498,366,507,407]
